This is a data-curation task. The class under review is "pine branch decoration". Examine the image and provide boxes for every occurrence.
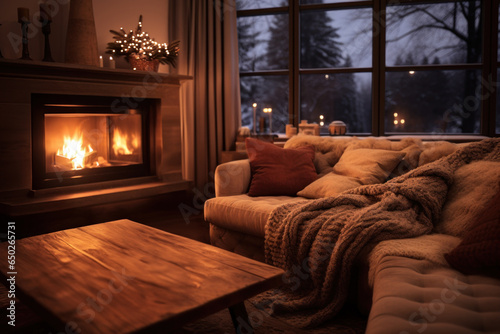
[106,15,179,67]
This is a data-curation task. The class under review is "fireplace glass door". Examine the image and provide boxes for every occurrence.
[32,94,153,189]
[45,113,143,171]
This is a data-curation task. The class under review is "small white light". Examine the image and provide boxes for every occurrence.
[409,70,415,75]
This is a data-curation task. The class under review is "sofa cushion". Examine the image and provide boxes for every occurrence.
[418,141,459,166]
[444,187,500,275]
[204,194,306,237]
[245,138,317,196]
[436,161,500,237]
[284,135,352,175]
[332,148,405,185]
[366,256,500,334]
[297,148,405,199]
[297,172,363,199]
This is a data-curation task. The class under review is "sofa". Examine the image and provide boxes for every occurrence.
[204,135,500,333]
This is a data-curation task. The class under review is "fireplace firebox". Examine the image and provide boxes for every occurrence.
[32,94,155,189]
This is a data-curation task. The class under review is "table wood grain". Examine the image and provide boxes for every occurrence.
[0,219,284,333]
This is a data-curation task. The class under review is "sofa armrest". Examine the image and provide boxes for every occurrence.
[214,159,251,197]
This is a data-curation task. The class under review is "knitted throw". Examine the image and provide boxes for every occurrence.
[264,138,500,328]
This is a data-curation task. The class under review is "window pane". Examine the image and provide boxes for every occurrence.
[385,70,481,134]
[238,14,289,71]
[300,0,370,3]
[240,76,289,134]
[236,0,287,10]
[300,73,372,134]
[300,8,372,68]
[386,1,482,66]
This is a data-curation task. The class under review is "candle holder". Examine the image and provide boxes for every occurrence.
[18,18,32,60]
[263,108,273,134]
[252,103,257,135]
[0,24,3,58]
[40,10,54,62]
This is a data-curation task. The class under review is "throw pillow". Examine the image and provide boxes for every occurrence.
[444,187,500,275]
[245,137,317,196]
[297,172,363,199]
[436,161,500,237]
[332,148,405,185]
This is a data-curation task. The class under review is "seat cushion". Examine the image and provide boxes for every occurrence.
[204,194,307,237]
[366,256,500,334]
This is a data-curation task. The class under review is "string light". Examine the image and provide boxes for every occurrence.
[106,16,179,68]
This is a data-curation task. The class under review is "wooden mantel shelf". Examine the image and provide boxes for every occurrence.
[0,58,192,84]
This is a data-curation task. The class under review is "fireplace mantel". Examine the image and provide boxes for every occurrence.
[0,58,192,85]
[0,59,192,216]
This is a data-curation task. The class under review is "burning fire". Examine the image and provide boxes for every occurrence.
[56,133,94,170]
[113,129,137,156]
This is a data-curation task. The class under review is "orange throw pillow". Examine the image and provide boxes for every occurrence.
[246,138,317,196]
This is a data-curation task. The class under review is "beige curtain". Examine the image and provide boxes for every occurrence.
[169,0,241,189]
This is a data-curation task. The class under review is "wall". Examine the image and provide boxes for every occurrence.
[0,0,171,73]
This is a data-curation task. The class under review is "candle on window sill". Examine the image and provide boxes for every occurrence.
[109,56,115,69]
[268,108,272,134]
[252,103,257,135]
[99,55,103,68]
[263,108,272,133]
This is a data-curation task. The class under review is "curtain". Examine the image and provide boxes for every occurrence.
[168,0,241,189]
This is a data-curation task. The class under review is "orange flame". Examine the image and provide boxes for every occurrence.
[113,129,136,155]
[57,133,93,170]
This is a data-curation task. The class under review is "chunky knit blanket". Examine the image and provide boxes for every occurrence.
[264,138,500,328]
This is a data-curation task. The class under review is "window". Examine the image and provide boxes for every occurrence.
[237,0,499,136]
[497,0,500,133]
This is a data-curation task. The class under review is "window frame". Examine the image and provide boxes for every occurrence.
[237,0,499,136]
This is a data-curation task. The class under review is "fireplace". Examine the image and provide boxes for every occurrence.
[32,94,155,189]
[0,60,189,221]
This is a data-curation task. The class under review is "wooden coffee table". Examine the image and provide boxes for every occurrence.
[0,219,284,333]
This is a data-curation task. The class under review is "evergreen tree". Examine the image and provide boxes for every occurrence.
[266,0,344,125]
[299,0,342,69]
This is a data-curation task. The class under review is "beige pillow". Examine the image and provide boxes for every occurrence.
[333,149,405,185]
[297,172,363,199]
[298,148,405,199]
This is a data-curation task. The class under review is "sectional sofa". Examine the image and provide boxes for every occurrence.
[204,135,500,333]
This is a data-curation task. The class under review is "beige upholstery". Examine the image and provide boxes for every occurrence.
[205,136,497,333]
[214,159,251,197]
[367,256,500,334]
[209,224,265,262]
[204,194,305,237]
